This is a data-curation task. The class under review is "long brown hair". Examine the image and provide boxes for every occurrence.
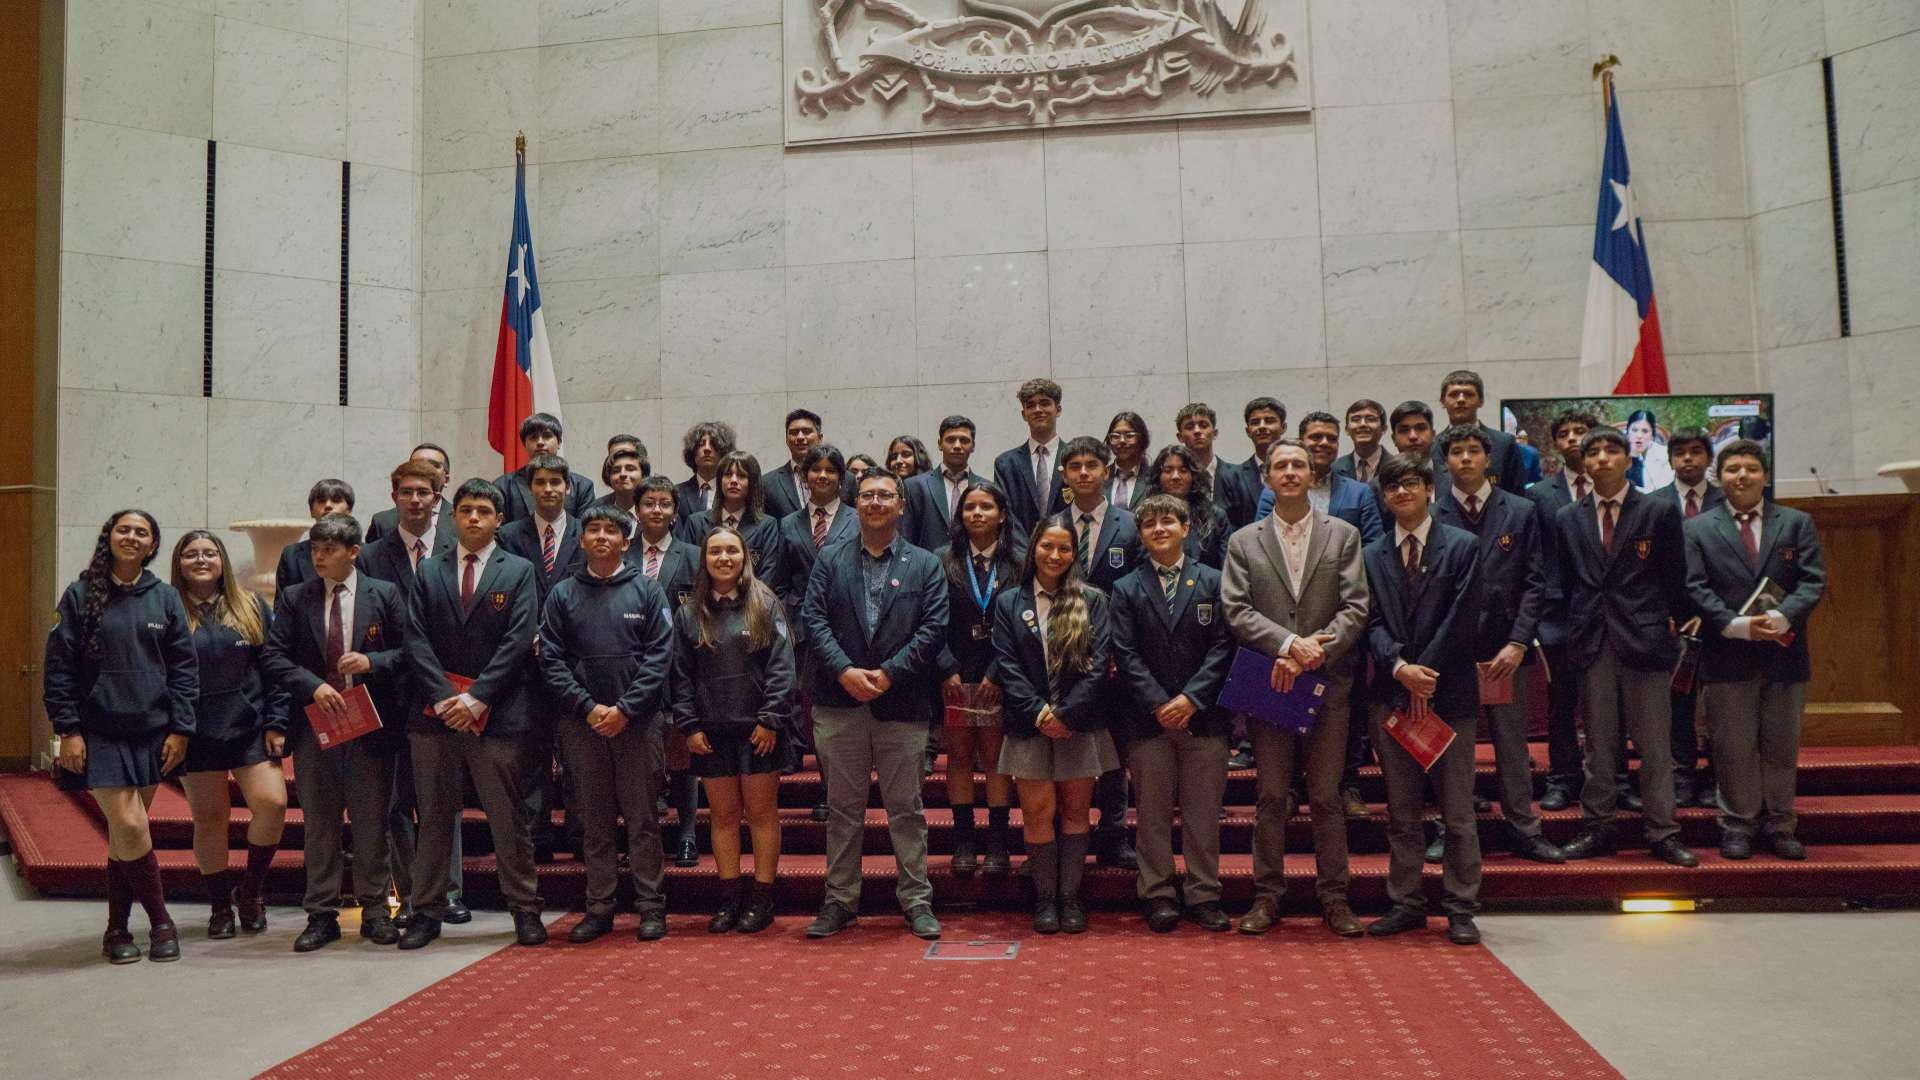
[691,524,780,651]
[78,509,160,659]
[1021,514,1096,677]
[169,530,267,646]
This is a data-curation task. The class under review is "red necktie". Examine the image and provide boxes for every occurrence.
[1736,510,1761,570]
[1465,493,1481,522]
[411,538,426,572]
[1574,476,1590,503]
[325,583,347,691]
[461,553,478,613]
[1685,490,1700,518]
[813,507,829,549]
[1601,500,1617,554]
[1355,459,1369,484]
[541,524,557,575]
[1403,534,1422,588]
[644,545,661,579]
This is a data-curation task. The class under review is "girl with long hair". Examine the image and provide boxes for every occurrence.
[886,435,932,479]
[938,482,1022,879]
[1146,444,1229,567]
[169,531,289,940]
[45,510,199,963]
[671,525,796,934]
[991,513,1117,934]
[682,450,784,583]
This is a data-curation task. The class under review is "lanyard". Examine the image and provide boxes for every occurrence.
[965,554,998,616]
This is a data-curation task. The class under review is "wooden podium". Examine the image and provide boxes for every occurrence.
[1779,493,1920,745]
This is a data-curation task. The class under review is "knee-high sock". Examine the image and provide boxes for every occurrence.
[951,802,976,840]
[126,850,173,928]
[240,843,276,902]
[105,859,133,934]
[1058,832,1090,900]
[670,771,699,843]
[987,805,1011,851]
[202,868,235,909]
[1026,840,1058,903]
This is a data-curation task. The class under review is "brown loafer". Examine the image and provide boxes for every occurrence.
[1322,901,1363,938]
[1237,900,1278,935]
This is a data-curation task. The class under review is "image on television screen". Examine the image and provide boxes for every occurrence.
[1499,394,1775,494]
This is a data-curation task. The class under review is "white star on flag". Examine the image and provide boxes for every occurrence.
[1609,179,1640,244]
[509,243,530,303]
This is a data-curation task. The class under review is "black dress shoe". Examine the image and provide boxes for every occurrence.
[1446,915,1481,945]
[1473,796,1493,814]
[513,910,550,946]
[236,895,268,934]
[398,915,441,950]
[147,923,181,962]
[443,901,472,925]
[1763,833,1807,861]
[393,906,414,930]
[360,914,401,945]
[1424,827,1445,865]
[208,905,237,940]
[102,929,141,964]
[1619,788,1644,812]
[981,844,1013,878]
[1058,898,1087,935]
[1560,828,1616,860]
[570,912,615,943]
[1539,785,1573,812]
[1696,782,1720,809]
[636,912,668,941]
[293,913,342,952]
[811,801,831,822]
[1226,744,1254,771]
[1512,834,1568,864]
[1143,897,1181,933]
[736,881,777,934]
[1672,776,1697,808]
[1032,900,1060,935]
[1651,836,1699,867]
[674,835,699,868]
[1366,907,1427,937]
[1185,902,1231,933]
[906,905,942,940]
[1719,834,1752,859]
[806,902,857,939]
[950,838,978,878]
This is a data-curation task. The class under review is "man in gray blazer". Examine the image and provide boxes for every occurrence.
[1222,440,1370,938]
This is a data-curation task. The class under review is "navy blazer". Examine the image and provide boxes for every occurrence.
[628,533,701,609]
[496,514,587,607]
[1429,423,1526,495]
[776,501,858,611]
[1649,480,1727,518]
[679,509,785,587]
[1526,471,1579,646]
[494,468,596,525]
[672,475,714,524]
[365,499,456,545]
[1553,487,1689,672]
[1255,472,1386,546]
[937,546,1023,685]
[356,526,456,588]
[274,538,316,606]
[1065,503,1143,593]
[1183,504,1231,569]
[800,534,950,723]
[1109,559,1235,740]
[1217,455,1265,530]
[902,469,986,553]
[403,547,540,737]
[990,584,1112,738]
[1363,522,1482,721]
[1684,503,1825,684]
[188,595,290,741]
[1432,486,1546,662]
[762,462,808,520]
[993,442,1070,536]
[261,573,411,752]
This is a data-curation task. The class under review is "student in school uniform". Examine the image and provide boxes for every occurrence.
[1110,495,1235,933]
[398,479,548,949]
[1684,440,1825,861]
[936,481,1022,879]
[1526,408,1598,812]
[1553,428,1698,868]
[170,531,288,940]
[679,450,785,586]
[887,435,932,479]
[1359,452,1486,945]
[495,413,596,524]
[1649,426,1725,808]
[1432,426,1565,863]
[671,523,798,934]
[1221,397,1287,530]
[275,479,355,600]
[844,453,881,497]
[763,409,823,520]
[590,446,649,524]
[993,378,1070,537]
[1103,411,1152,511]
[1172,402,1246,535]
[674,420,737,522]
[1374,402,1438,524]
[630,475,704,864]
[1433,369,1525,495]
[903,415,988,552]
[260,513,413,952]
[1144,444,1230,569]
[366,443,456,543]
[46,509,199,964]
[538,503,676,943]
[1331,399,1386,486]
[799,469,948,942]
[776,445,859,823]
[991,513,1118,935]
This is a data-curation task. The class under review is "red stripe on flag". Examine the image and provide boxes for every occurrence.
[1612,298,1670,395]
[487,295,533,473]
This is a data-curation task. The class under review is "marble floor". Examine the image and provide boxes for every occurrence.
[2,856,1915,1080]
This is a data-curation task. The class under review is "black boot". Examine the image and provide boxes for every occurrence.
[203,870,237,940]
[736,879,777,934]
[1027,840,1059,934]
[982,805,1013,877]
[950,803,977,877]
[1058,832,1091,934]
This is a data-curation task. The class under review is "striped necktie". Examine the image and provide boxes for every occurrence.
[541,524,557,574]
[1159,563,1178,612]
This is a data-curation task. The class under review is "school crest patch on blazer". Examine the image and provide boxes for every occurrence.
[490,590,508,612]
[1634,539,1651,560]
[1196,603,1213,626]
[1107,546,1125,568]
[1781,546,1795,563]
[1497,533,1514,552]
[365,623,381,643]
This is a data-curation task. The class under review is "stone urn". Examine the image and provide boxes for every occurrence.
[231,518,311,604]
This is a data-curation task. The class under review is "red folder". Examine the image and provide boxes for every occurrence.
[1476,662,1514,706]
[304,683,382,749]
[1384,699,1456,772]
[423,673,483,731]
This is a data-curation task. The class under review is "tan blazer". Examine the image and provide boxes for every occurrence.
[1220,507,1370,678]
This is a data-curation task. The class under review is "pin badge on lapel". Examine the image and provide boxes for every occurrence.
[1497,533,1514,552]
[1634,539,1651,560]
[365,623,381,643]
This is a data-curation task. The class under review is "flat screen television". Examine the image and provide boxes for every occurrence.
[1498,393,1776,495]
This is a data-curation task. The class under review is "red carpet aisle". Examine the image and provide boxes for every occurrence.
[259,913,1622,1080]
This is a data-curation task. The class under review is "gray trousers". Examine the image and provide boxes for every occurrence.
[1374,704,1481,915]
[1129,729,1228,904]
[1484,667,1541,838]
[1706,678,1806,838]
[1580,646,1679,841]
[1250,675,1351,907]
[388,742,464,907]
[409,729,542,917]
[291,725,397,916]
[814,703,931,912]
[557,711,667,916]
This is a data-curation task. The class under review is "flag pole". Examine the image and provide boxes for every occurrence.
[515,130,525,160]
[1592,53,1620,109]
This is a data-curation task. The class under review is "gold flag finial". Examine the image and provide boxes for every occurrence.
[1592,54,1621,81]
[514,130,526,156]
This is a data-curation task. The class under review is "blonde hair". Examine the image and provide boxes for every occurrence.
[169,530,266,646]
[692,525,779,651]
[1022,515,1096,678]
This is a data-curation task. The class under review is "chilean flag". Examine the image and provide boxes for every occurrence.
[486,149,562,473]
[1578,83,1669,396]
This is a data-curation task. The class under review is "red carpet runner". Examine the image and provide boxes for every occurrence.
[260,913,1621,1080]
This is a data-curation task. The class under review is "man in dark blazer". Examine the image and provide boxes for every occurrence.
[261,512,411,952]
[1331,398,1387,486]
[1359,452,1484,945]
[495,413,595,524]
[398,478,548,949]
[366,443,456,543]
[992,377,1069,536]
[902,415,987,552]
[1256,413,1385,544]
[763,409,822,520]
[1173,402,1250,531]
[1433,426,1564,863]
[1648,426,1726,806]
[1526,407,1597,811]
[1110,494,1236,933]
[628,474,703,862]
[1683,440,1825,860]
[1221,439,1370,938]
[799,469,949,941]
[357,460,457,584]
[777,444,859,607]
[673,420,736,522]
[1433,370,1525,494]
[1553,428,1697,867]
[274,479,355,602]
[1223,396,1288,530]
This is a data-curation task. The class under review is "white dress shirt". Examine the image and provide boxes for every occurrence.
[396,519,437,570]
[1450,480,1493,516]
[324,570,359,685]
[1268,507,1314,655]
[1072,500,1109,565]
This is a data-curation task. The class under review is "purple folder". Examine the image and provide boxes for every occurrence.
[1217,647,1326,734]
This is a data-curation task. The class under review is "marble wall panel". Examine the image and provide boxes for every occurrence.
[1310,0,1452,107]
[422,165,533,292]
[421,286,501,411]
[213,17,348,160]
[659,0,778,35]
[1759,339,1852,482]
[1182,238,1325,372]
[1613,87,1748,221]
[537,155,660,282]
[911,133,1047,259]
[215,0,347,39]
[658,392,788,465]
[785,144,915,267]
[424,0,537,57]
[1043,125,1182,251]
[1664,352,1760,394]
[1178,115,1320,244]
[1454,93,1597,229]
[1446,0,1587,98]
[211,271,341,404]
[915,253,1051,387]
[1749,199,1840,349]
[915,381,1029,463]
[1844,177,1920,337]
[1047,246,1188,379]
[58,389,210,528]
[61,119,206,267]
[1593,0,1738,89]
[658,24,782,153]
[59,254,205,398]
[806,387,925,465]
[786,260,918,392]
[659,269,783,399]
[214,143,342,281]
[539,35,660,163]
[1187,368,1333,461]
[348,284,421,413]
[340,406,421,518]
[1734,0,1826,80]
[539,0,658,44]
[349,162,419,291]
[1461,224,1588,364]
[1741,61,1831,215]
[544,276,662,403]
[1645,218,1754,355]
[423,48,537,173]
[549,398,665,480]
[1834,30,1920,193]
[1847,326,1920,478]
[1322,231,1467,368]
[1316,102,1460,236]
[349,0,418,53]
[348,43,418,173]
[657,146,784,273]
[1325,361,1461,424]
[66,0,214,138]
[1052,375,1193,449]
[1824,0,1920,54]
[419,406,497,488]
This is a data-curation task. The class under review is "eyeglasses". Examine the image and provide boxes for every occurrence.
[855,491,899,504]
[179,551,221,562]
[1106,431,1141,443]
[1382,479,1429,495]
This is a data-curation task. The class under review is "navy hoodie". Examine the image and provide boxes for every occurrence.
[44,571,199,738]
[538,560,674,723]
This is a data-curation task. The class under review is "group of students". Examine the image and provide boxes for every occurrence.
[44,370,1825,962]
